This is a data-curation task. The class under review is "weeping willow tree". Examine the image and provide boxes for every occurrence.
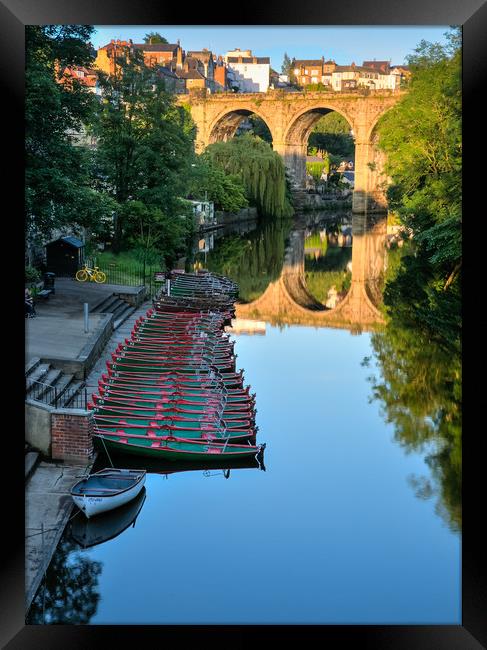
[204,135,294,219]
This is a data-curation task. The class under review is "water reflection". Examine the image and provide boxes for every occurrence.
[193,217,293,303]
[196,211,387,330]
[26,535,103,624]
[364,316,461,533]
[304,218,353,308]
[195,213,460,533]
[69,487,147,549]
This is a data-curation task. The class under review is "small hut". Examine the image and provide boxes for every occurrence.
[45,236,85,276]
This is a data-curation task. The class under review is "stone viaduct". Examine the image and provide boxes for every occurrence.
[178,90,405,213]
[235,213,387,332]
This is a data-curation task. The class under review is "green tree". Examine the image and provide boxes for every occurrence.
[25,25,113,245]
[143,32,169,44]
[205,135,293,219]
[375,27,461,352]
[245,115,273,144]
[282,54,298,86]
[92,47,195,261]
[187,155,248,213]
[308,112,355,159]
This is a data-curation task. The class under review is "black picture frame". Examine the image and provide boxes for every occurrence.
[4,0,484,647]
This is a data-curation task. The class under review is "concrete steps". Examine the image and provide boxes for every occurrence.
[25,360,86,409]
[56,380,85,408]
[92,293,136,330]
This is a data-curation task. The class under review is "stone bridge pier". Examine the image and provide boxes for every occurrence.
[179,90,403,214]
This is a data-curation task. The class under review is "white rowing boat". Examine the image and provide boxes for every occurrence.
[70,468,146,518]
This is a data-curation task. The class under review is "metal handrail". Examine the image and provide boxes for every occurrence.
[26,378,88,410]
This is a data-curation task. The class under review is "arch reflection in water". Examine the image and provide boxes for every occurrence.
[234,211,387,330]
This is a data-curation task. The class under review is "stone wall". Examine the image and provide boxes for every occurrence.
[25,401,52,456]
[215,206,258,225]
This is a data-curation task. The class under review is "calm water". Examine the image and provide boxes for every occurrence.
[27,212,461,625]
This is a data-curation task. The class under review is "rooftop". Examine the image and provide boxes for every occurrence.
[293,59,325,67]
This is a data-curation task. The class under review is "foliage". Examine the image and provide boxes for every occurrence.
[281,52,293,77]
[304,83,330,92]
[375,27,461,352]
[187,155,248,213]
[25,25,113,244]
[25,266,41,283]
[117,200,193,268]
[308,112,355,159]
[91,46,196,262]
[144,32,169,44]
[305,270,351,303]
[364,29,462,531]
[198,219,292,302]
[304,240,352,302]
[244,115,273,144]
[306,161,326,182]
[205,135,294,219]
[365,322,461,533]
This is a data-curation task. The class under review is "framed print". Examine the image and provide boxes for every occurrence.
[3,0,485,646]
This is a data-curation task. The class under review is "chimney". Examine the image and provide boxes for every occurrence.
[176,45,183,70]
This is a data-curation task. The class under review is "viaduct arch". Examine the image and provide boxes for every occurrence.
[178,90,404,213]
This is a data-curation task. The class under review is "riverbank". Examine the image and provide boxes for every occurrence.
[25,457,95,611]
[196,207,259,234]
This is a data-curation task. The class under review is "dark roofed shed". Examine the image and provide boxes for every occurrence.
[45,236,85,276]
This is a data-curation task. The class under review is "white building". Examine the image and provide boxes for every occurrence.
[224,49,270,93]
[187,200,216,228]
[330,65,401,91]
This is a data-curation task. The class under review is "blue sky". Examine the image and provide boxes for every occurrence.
[91,26,452,69]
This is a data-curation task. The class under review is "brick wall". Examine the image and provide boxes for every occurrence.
[51,410,95,463]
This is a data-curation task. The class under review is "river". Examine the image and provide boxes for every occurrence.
[26,211,461,625]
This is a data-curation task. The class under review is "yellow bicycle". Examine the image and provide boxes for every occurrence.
[75,265,107,283]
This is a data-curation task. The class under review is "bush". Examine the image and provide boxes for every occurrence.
[25,266,41,283]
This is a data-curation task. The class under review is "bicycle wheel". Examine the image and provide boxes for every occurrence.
[76,270,88,282]
[94,271,106,283]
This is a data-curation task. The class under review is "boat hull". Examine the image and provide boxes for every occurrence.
[94,435,261,462]
[71,469,146,519]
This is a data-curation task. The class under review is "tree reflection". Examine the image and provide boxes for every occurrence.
[200,218,292,302]
[26,532,102,624]
[365,316,461,533]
